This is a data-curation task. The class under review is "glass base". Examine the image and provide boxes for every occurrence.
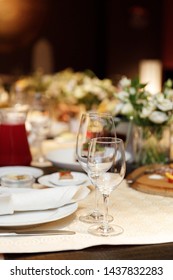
[88,223,124,236]
[79,211,113,224]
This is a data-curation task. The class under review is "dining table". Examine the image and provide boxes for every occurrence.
[1,138,173,260]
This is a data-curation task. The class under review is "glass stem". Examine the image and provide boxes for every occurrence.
[102,194,109,232]
[88,173,100,217]
[35,137,44,162]
[94,187,99,212]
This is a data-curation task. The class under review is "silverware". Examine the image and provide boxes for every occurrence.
[0,229,76,237]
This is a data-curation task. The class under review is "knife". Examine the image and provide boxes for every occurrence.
[0,229,76,237]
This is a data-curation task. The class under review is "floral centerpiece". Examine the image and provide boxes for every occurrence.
[45,69,115,110]
[13,68,116,121]
[111,77,173,165]
[114,77,173,125]
[14,69,115,109]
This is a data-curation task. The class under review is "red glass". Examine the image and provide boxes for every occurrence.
[0,109,32,166]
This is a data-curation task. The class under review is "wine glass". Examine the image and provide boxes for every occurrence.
[27,93,51,166]
[87,137,126,236]
[76,112,116,223]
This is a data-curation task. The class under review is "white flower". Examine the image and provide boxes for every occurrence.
[121,103,134,115]
[114,102,124,115]
[149,111,168,124]
[140,104,155,118]
[73,86,86,99]
[119,77,131,87]
[117,91,129,101]
[155,93,165,102]
[46,81,62,98]
[114,76,173,127]
[157,99,173,111]
[129,87,136,94]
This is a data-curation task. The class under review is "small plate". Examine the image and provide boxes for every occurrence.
[0,166,43,179]
[38,174,90,188]
[49,172,88,186]
[46,147,132,171]
[46,147,81,171]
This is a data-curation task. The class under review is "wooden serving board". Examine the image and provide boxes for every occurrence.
[126,164,173,197]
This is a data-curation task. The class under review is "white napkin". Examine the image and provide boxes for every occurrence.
[0,185,90,215]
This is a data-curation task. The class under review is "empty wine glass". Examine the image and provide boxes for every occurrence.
[10,84,31,113]
[87,137,126,236]
[76,112,116,223]
[27,93,51,166]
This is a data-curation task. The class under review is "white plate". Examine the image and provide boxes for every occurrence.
[49,172,88,186]
[38,174,89,188]
[0,166,43,179]
[49,121,69,137]
[46,147,132,171]
[46,148,82,171]
[0,203,77,227]
[55,132,76,144]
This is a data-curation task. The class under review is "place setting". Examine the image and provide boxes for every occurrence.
[0,134,128,254]
[0,112,126,242]
[0,164,90,230]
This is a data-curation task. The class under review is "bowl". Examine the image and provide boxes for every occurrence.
[0,173,34,188]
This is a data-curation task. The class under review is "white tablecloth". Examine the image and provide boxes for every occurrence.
[1,179,173,254]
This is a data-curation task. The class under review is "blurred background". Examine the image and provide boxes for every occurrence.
[0,0,171,82]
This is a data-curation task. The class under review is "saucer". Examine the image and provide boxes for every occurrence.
[38,172,89,188]
[49,172,88,186]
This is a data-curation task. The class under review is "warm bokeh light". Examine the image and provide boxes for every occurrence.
[0,0,48,52]
[139,59,162,94]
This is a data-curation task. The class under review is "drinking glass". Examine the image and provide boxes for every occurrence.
[87,137,126,236]
[27,93,51,166]
[76,112,116,223]
[10,85,31,113]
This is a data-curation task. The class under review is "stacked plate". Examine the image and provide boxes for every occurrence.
[0,167,89,227]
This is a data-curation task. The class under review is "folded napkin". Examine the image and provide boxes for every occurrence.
[0,185,90,215]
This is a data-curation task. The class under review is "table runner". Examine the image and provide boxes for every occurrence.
[1,180,173,254]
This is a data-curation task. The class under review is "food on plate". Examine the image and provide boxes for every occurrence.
[147,164,173,183]
[152,165,173,175]
[165,172,173,183]
[4,174,29,180]
[59,171,73,180]
[0,173,34,188]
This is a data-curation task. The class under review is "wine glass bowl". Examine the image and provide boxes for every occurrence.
[87,137,126,236]
[27,93,51,165]
[76,112,116,171]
